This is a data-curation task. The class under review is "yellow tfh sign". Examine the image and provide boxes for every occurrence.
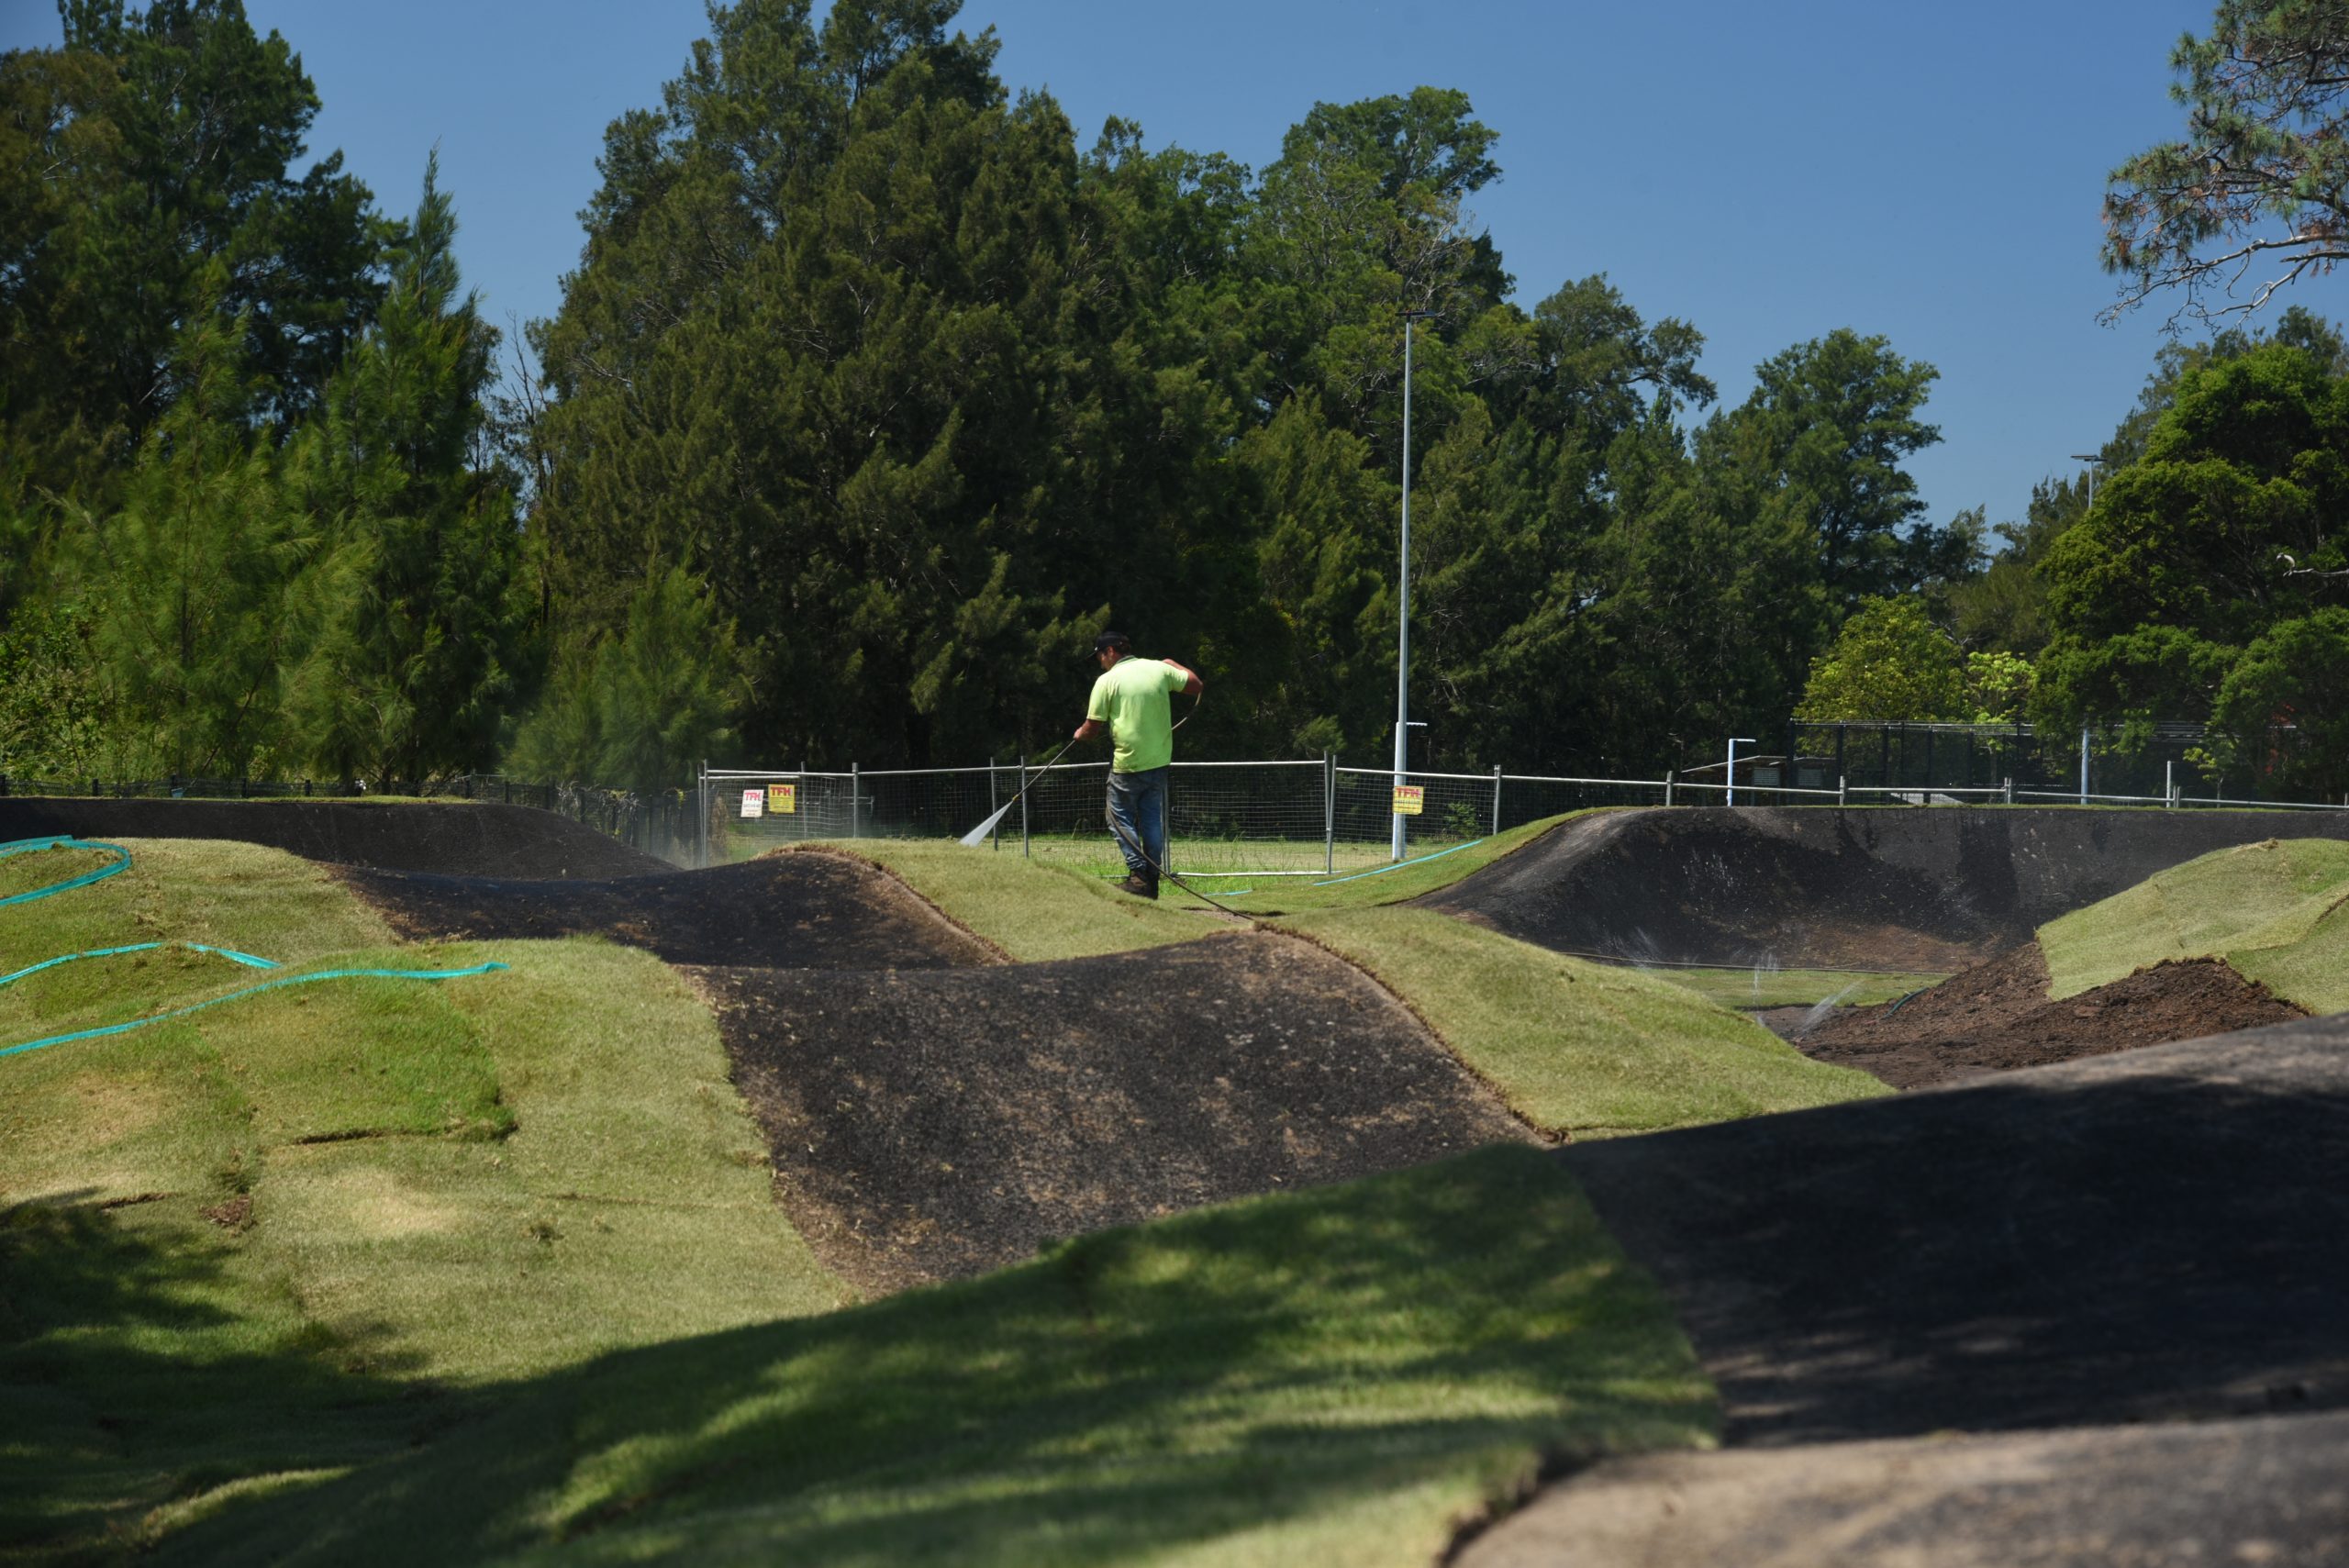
[1391,784,1424,816]
[770,783,796,815]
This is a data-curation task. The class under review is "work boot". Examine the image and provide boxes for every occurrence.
[1114,873,1158,900]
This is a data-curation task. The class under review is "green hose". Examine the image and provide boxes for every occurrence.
[0,835,509,1061]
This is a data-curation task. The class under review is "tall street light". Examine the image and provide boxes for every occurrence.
[2070,452,2104,511]
[1393,308,1432,861]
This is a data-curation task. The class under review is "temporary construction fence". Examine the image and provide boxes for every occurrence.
[696,758,2349,877]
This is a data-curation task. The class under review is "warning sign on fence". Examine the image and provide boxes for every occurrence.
[770,783,796,815]
[1391,784,1424,816]
[740,788,764,819]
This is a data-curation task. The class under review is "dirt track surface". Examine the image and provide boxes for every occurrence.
[1561,1013,2349,1448]
[345,851,996,969]
[1426,806,2349,970]
[0,797,662,877]
[1460,1409,2349,1568]
[1792,942,2307,1089]
[702,929,1534,1293]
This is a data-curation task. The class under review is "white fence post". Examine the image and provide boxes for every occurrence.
[1664,769,1675,807]
[1019,754,1030,858]
[1491,763,1502,835]
[1323,751,1336,874]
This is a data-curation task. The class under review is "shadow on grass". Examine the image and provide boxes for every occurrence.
[154,1146,1711,1566]
[0,1195,455,1560]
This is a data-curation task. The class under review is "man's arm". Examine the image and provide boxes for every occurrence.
[1073,717,1107,740]
[1161,659,1204,695]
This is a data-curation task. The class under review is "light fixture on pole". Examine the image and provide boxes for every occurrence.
[2070,453,2104,511]
[1392,307,1434,862]
[1726,738,1756,808]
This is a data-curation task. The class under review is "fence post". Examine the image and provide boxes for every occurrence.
[1838,774,1846,808]
[1664,769,1675,807]
[696,760,708,869]
[851,762,861,839]
[988,762,999,851]
[1323,751,1336,874]
[2165,760,2174,808]
[1491,764,1502,835]
[2004,776,2014,806]
[1019,754,1030,859]
[2078,725,2090,805]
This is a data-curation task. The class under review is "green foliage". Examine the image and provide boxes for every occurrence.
[507,563,743,791]
[1964,648,2034,721]
[2033,342,2348,761]
[2105,4,2349,322]
[0,0,386,505]
[279,159,524,784]
[1796,596,1965,722]
[81,293,304,778]
[2210,606,2349,797]
[0,598,114,777]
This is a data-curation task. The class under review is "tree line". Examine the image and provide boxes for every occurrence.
[4,0,2343,798]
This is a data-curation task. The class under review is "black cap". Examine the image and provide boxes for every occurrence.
[1093,630,1130,654]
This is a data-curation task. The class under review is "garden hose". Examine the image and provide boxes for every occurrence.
[0,836,508,1061]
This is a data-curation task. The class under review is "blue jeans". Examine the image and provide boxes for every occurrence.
[1107,766,1167,881]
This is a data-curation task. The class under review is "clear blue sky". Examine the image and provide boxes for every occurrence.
[13,0,2332,535]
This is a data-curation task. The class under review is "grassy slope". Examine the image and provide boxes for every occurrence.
[841,817,1887,1140]
[1,840,845,1560]
[1282,909,1888,1139]
[1656,966,1946,1010]
[163,1147,1714,1568]
[2038,837,2349,1012]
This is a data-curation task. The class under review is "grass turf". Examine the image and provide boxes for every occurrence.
[846,817,1887,1140]
[1646,966,1949,1010]
[155,1145,1715,1568]
[1,840,847,1560]
[2037,837,2349,1012]
[1278,908,1889,1139]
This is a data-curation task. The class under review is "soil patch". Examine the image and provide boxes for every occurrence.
[1460,1408,2349,1568]
[344,851,996,970]
[1561,1013,2349,1447]
[1796,943,2306,1089]
[1425,806,2349,971]
[701,929,1534,1293]
[0,798,662,878]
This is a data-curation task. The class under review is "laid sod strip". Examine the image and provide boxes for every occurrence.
[1279,907,1888,1139]
[1652,966,1950,1011]
[2039,837,2349,1012]
[1163,814,1578,917]
[0,834,130,904]
[159,1146,1716,1568]
[0,960,513,1059]
[827,839,1210,960]
[0,938,281,988]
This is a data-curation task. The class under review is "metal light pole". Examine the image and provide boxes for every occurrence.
[1392,309,1432,861]
[2070,453,2104,512]
[1726,738,1756,808]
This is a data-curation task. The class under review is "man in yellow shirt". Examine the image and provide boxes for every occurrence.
[1072,630,1203,899]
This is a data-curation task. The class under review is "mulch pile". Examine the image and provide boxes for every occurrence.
[344,851,996,969]
[700,929,1533,1293]
[1795,942,2306,1089]
[0,798,662,878]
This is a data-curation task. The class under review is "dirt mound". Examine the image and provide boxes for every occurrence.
[1425,806,2349,971]
[702,929,1534,1292]
[345,851,995,969]
[1795,944,2307,1089]
[0,798,662,878]
[1562,1012,2349,1447]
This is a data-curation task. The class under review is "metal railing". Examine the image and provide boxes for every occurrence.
[694,758,2349,875]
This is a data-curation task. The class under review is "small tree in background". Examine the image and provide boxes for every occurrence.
[507,565,743,792]
[1796,596,1965,721]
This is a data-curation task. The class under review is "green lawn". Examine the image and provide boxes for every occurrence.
[156,1146,1715,1568]
[833,818,1888,1140]
[2,840,846,1561]
[2037,835,2349,1012]
[1279,909,1889,1139]
[1649,966,1947,1010]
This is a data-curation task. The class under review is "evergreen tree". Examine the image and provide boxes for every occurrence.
[281,159,522,785]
